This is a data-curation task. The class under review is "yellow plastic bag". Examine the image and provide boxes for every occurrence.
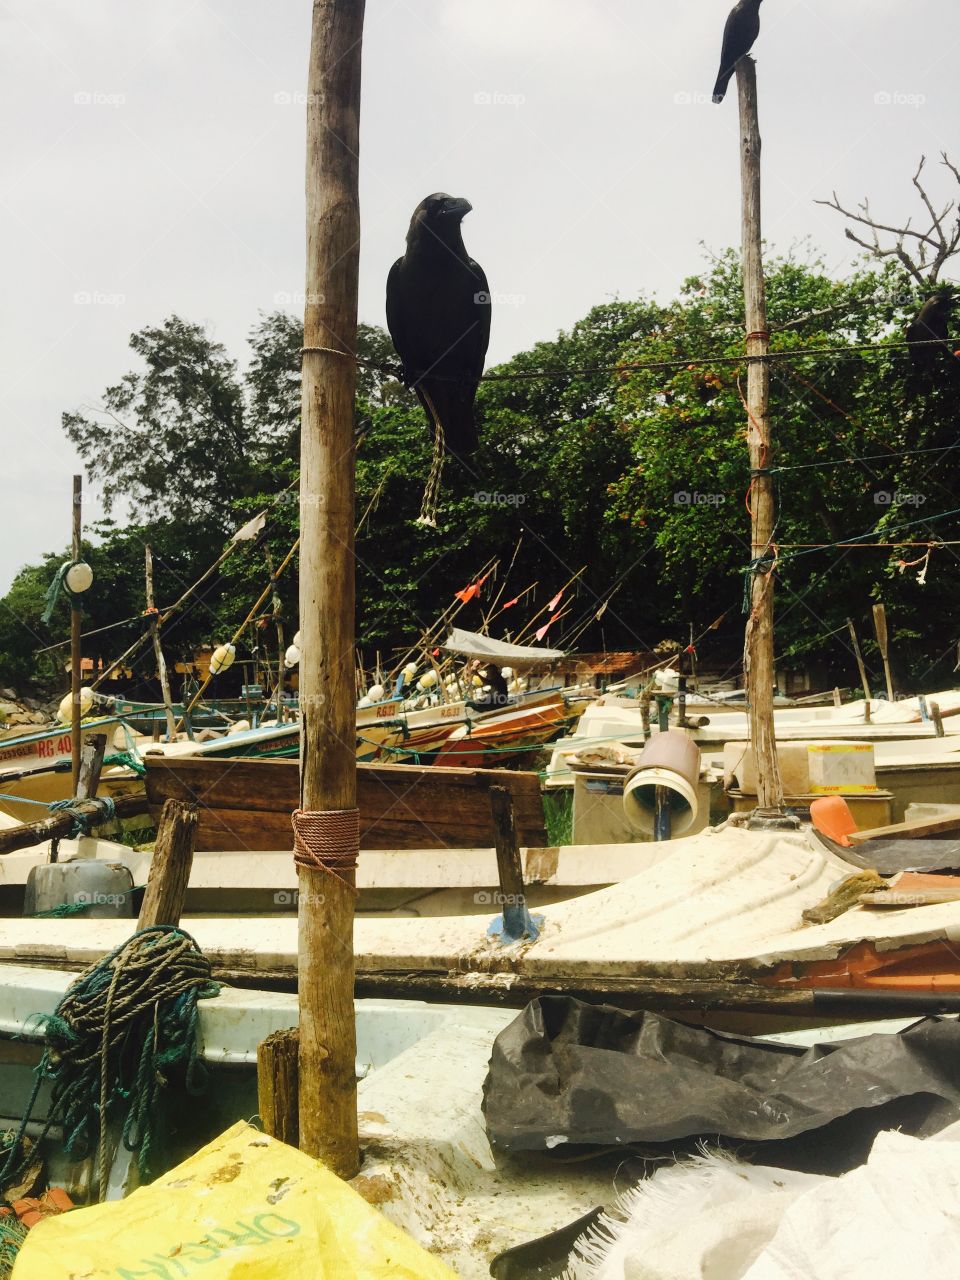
[13,1121,459,1279]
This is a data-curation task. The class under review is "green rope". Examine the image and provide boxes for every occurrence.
[0,1215,28,1279]
[103,750,145,778]
[0,926,219,1203]
[47,796,117,838]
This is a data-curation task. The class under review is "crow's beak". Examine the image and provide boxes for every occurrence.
[444,197,473,218]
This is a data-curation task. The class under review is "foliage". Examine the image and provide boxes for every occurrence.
[3,252,960,697]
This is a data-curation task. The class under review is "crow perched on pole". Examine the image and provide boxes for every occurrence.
[386,193,491,458]
[906,287,957,393]
[713,0,763,104]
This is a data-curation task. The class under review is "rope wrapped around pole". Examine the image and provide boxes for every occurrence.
[292,808,359,893]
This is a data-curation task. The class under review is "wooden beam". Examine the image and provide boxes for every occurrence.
[298,0,365,1180]
[0,794,149,856]
[846,617,872,703]
[872,603,895,701]
[71,475,83,793]
[136,798,198,928]
[75,734,107,801]
[257,1028,300,1147]
[145,546,178,742]
[737,57,784,818]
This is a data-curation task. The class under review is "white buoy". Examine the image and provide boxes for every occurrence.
[65,561,94,594]
[501,666,514,680]
[367,683,385,702]
[209,643,236,675]
[57,686,94,723]
[284,644,301,669]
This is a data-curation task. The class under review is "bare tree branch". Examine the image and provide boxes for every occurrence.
[816,154,960,287]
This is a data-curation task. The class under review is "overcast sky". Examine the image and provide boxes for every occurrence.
[1,0,958,592]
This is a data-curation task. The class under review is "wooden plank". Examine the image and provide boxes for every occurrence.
[144,756,547,850]
[848,812,960,845]
[137,798,198,928]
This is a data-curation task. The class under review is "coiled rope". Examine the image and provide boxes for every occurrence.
[0,926,219,1204]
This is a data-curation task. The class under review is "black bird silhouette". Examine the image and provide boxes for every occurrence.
[906,288,956,393]
[713,0,763,104]
[386,193,491,457]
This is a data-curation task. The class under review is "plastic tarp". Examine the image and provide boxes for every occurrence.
[442,626,565,665]
[563,1122,960,1280]
[12,1121,457,1280]
[482,998,960,1169]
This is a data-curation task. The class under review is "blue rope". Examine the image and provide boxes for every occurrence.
[47,796,116,837]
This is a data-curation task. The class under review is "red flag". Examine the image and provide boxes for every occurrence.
[432,647,440,657]
[547,589,563,610]
[454,573,488,604]
[535,610,563,642]
[502,597,520,609]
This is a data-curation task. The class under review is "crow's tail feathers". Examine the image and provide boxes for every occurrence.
[712,69,733,104]
[414,379,479,458]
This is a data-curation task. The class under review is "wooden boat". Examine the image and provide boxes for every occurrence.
[0,716,140,823]
[8,823,960,1015]
[143,754,548,851]
[433,692,572,768]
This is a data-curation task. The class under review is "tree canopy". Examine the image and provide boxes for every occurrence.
[3,247,958,700]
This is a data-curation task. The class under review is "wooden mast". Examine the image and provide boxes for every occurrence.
[297,0,365,1179]
[70,475,83,792]
[145,546,177,741]
[737,56,785,820]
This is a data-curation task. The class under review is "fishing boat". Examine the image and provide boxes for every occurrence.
[0,716,141,823]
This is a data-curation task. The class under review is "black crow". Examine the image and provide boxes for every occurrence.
[713,0,763,104]
[906,288,956,392]
[386,193,491,458]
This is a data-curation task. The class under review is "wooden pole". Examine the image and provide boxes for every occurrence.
[489,785,525,904]
[145,546,178,742]
[298,0,365,1180]
[737,57,784,819]
[931,700,945,738]
[846,617,872,703]
[0,794,149,856]
[258,1029,300,1147]
[137,798,198,928]
[872,603,895,700]
[71,476,83,793]
[264,545,286,722]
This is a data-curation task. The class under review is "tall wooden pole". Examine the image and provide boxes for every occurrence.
[737,57,784,819]
[145,546,177,742]
[298,0,365,1179]
[71,475,83,793]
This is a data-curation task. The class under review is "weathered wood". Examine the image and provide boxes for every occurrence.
[0,793,149,856]
[848,811,960,845]
[137,798,198,928]
[71,475,83,793]
[257,1028,300,1147]
[872,602,895,701]
[846,618,872,704]
[143,756,547,851]
[298,0,365,1179]
[76,734,107,801]
[145,546,177,742]
[737,57,783,816]
[931,700,945,738]
[489,785,525,904]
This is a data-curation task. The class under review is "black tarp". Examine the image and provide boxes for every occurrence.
[482,997,960,1169]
